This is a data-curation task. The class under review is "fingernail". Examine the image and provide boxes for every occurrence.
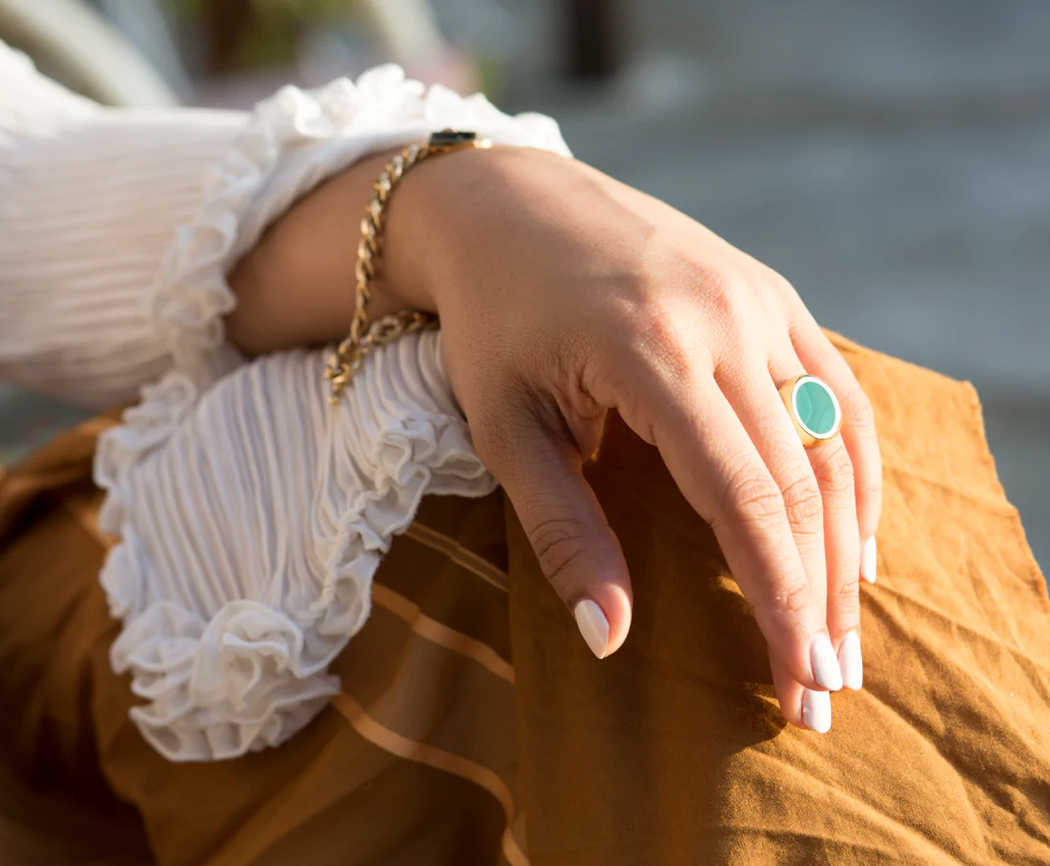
[802,689,832,733]
[861,535,877,584]
[838,630,863,690]
[811,633,844,691]
[574,599,609,659]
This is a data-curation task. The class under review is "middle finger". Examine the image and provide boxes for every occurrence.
[716,346,851,694]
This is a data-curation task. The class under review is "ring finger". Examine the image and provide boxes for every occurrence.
[715,346,847,704]
[768,341,863,691]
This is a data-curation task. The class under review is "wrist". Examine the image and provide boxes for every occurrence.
[226,147,434,355]
[224,139,539,357]
[378,145,576,314]
[370,143,504,319]
[363,155,443,321]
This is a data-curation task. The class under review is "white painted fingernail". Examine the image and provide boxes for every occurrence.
[811,633,844,691]
[838,630,863,690]
[802,689,832,733]
[861,535,877,584]
[574,599,609,659]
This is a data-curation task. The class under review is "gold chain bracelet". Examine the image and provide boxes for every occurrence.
[323,129,492,405]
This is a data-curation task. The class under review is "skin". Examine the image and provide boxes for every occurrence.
[227,145,883,731]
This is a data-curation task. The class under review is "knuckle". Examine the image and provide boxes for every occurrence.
[812,447,855,498]
[841,387,877,434]
[830,577,862,624]
[861,478,884,504]
[752,573,813,618]
[718,462,785,529]
[778,577,815,615]
[781,474,824,531]
[626,307,693,381]
[761,269,798,308]
[702,271,748,332]
[771,271,797,298]
[832,575,861,608]
[527,514,591,589]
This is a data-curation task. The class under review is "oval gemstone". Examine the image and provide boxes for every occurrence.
[795,378,838,437]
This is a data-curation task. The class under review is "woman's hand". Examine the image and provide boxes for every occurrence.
[394,147,882,732]
[228,145,882,731]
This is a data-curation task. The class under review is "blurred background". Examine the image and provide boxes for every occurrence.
[1,0,1047,571]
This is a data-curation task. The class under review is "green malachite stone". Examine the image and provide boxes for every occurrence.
[795,378,838,437]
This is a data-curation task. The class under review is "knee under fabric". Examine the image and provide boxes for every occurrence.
[0,330,1047,866]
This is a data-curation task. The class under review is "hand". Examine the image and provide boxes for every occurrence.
[226,143,883,732]
[393,146,883,731]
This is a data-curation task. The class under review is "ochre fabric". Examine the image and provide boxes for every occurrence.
[0,330,1047,866]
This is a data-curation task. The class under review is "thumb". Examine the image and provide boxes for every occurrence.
[492,415,633,659]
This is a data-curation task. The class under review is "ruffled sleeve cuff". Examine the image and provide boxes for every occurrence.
[98,334,496,761]
[94,67,571,761]
[151,65,571,382]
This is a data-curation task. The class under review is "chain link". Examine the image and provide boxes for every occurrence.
[324,131,490,405]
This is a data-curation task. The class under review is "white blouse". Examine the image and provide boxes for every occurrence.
[0,40,571,761]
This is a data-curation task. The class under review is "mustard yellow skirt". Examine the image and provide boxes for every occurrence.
[0,330,1047,866]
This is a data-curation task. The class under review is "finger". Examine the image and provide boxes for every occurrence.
[716,351,838,690]
[477,403,633,659]
[791,310,883,584]
[767,343,862,690]
[628,371,839,693]
[769,648,832,733]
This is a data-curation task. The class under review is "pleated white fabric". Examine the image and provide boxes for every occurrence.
[98,335,498,760]
[0,41,247,407]
[0,41,571,760]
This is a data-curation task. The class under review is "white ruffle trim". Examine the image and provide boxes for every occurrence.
[93,66,569,761]
[97,337,496,761]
